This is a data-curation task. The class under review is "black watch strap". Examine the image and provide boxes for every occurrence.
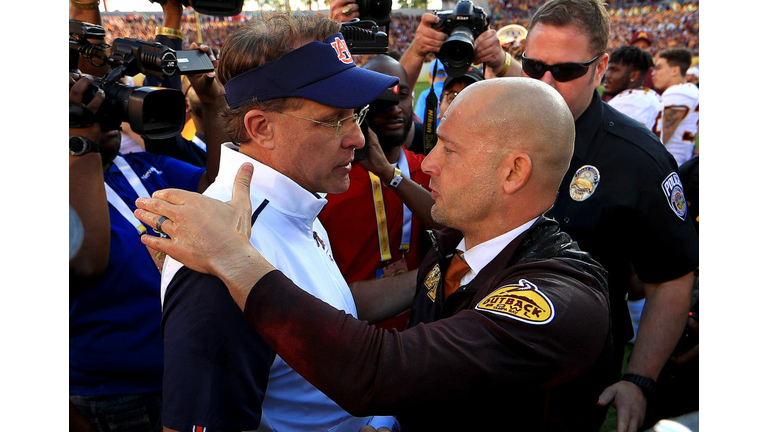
[69,135,101,156]
[621,373,657,398]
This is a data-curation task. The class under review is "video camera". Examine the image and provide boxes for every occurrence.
[149,0,245,16]
[432,0,490,77]
[69,19,212,139]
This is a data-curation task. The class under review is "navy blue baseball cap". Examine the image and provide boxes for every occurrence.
[224,33,399,109]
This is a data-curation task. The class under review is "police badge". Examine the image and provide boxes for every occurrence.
[661,172,688,221]
[569,165,600,201]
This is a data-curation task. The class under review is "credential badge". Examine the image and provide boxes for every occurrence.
[661,172,688,221]
[569,165,600,201]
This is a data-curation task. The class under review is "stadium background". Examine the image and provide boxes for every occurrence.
[76,2,698,432]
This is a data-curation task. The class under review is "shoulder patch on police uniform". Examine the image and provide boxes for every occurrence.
[569,165,600,201]
[424,264,441,302]
[661,172,688,221]
[475,279,554,324]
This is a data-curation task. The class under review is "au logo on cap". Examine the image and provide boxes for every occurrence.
[569,165,600,201]
[475,279,554,324]
[330,37,354,64]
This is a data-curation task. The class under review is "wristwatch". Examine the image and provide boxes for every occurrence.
[69,135,101,156]
[621,373,657,398]
[388,167,403,188]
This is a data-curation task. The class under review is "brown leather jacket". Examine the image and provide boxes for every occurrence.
[244,213,612,431]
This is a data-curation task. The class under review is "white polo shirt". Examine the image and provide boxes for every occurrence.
[162,143,393,431]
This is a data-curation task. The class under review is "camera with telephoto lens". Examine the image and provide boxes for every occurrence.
[432,0,490,77]
[70,19,186,139]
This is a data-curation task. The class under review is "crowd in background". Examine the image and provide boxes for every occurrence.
[72,0,701,430]
[100,0,698,60]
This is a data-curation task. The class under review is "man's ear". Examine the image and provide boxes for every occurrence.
[593,53,610,90]
[243,110,276,150]
[629,69,642,84]
[501,152,532,195]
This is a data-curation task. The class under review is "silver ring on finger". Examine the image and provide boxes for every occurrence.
[154,215,169,237]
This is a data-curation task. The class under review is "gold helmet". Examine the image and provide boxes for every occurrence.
[497,24,527,60]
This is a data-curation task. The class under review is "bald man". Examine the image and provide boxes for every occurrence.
[135,78,612,431]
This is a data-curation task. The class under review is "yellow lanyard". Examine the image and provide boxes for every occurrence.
[368,150,412,262]
[369,172,392,262]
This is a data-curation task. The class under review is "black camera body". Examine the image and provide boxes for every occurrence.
[70,20,186,139]
[356,0,392,28]
[432,0,489,77]
[149,0,244,16]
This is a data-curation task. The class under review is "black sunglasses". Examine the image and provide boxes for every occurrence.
[521,52,603,82]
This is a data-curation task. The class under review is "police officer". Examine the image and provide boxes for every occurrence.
[520,1,699,430]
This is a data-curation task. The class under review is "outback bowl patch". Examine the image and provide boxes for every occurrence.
[475,279,554,324]
[661,172,688,221]
[569,165,600,201]
[424,264,441,302]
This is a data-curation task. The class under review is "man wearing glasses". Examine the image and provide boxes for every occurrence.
[317,54,440,332]
[138,77,612,431]
[157,13,401,432]
[521,1,699,431]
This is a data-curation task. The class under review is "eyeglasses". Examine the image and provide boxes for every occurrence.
[275,105,369,137]
[441,91,460,105]
[521,52,603,82]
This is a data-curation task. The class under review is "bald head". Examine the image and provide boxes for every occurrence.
[361,54,402,74]
[445,78,575,193]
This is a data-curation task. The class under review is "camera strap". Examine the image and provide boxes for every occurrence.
[104,155,169,273]
[423,60,440,155]
[104,156,152,235]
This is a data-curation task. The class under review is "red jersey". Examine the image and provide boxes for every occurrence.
[318,148,431,330]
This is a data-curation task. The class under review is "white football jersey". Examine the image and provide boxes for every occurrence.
[607,87,663,136]
[661,83,699,166]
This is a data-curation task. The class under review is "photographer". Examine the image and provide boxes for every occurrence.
[141,0,226,168]
[399,4,521,95]
[318,54,441,331]
[68,37,223,429]
[330,0,359,22]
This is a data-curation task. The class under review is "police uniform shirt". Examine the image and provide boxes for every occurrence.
[552,91,699,344]
[161,144,392,431]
